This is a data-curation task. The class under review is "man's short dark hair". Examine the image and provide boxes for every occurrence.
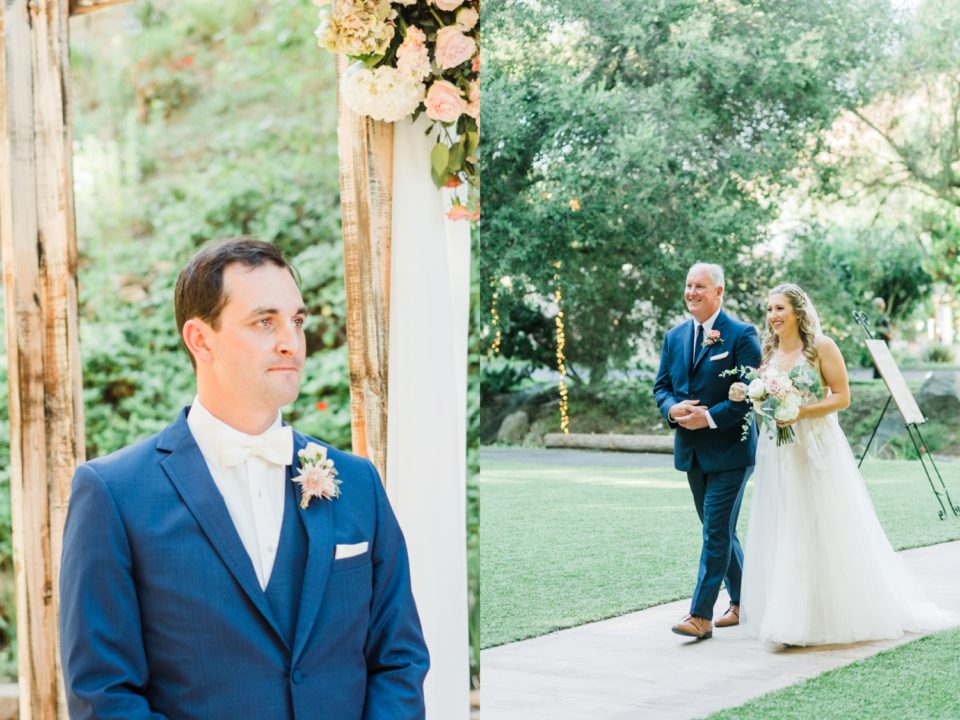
[174,237,297,366]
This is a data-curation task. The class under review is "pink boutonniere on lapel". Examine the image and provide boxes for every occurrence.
[294,442,341,509]
[702,329,723,347]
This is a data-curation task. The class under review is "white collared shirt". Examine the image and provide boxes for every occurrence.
[187,397,287,590]
[692,306,723,364]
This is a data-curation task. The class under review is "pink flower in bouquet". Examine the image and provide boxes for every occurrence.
[435,26,477,69]
[397,25,430,80]
[456,6,479,30]
[466,79,480,119]
[472,53,480,73]
[765,377,780,395]
[425,80,467,122]
[431,0,464,11]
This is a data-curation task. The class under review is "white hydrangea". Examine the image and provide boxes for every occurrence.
[774,393,801,422]
[340,63,425,122]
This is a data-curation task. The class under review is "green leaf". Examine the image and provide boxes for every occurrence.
[447,139,467,172]
[431,142,450,178]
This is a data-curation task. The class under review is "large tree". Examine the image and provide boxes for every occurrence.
[481,0,895,383]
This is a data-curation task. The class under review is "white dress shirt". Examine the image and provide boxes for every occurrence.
[187,398,287,590]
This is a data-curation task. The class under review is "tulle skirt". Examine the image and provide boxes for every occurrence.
[740,413,955,646]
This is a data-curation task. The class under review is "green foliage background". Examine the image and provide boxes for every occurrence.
[480,0,955,391]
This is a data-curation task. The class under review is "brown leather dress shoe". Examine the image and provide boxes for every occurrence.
[671,614,713,639]
[715,603,740,628]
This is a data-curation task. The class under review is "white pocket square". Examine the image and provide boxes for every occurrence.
[335,542,369,559]
[710,351,730,361]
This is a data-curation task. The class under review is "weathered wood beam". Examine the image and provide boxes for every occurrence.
[335,54,392,483]
[68,0,129,17]
[1,1,85,718]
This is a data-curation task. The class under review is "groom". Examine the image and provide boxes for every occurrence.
[654,262,760,640]
[60,238,429,719]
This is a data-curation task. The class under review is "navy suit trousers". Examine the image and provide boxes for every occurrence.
[687,456,750,619]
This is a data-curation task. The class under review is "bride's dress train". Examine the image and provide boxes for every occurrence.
[740,362,956,646]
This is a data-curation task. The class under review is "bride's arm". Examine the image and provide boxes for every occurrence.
[796,336,850,420]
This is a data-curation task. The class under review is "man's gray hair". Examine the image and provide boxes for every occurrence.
[689,262,725,287]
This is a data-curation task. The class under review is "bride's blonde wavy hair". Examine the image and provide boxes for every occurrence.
[761,283,820,367]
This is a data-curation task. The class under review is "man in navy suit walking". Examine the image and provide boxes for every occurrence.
[654,263,760,639]
[60,237,429,718]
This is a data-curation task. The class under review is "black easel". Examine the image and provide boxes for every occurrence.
[854,310,960,520]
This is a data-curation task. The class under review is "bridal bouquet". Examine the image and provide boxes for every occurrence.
[722,364,822,446]
[313,0,480,220]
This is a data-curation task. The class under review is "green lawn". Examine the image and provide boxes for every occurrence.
[480,456,960,648]
[706,626,960,720]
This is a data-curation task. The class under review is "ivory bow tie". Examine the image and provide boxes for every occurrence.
[217,425,294,468]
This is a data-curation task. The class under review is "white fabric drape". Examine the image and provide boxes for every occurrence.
[387,116,470,719]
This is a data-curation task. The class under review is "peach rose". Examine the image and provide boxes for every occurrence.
[425,80,467,123]
[456,6,478,30]
[432,0,464,10]
[434,26,477,70]
[465,79,479,119]
[447,204,477,221]
[472,53,480,74]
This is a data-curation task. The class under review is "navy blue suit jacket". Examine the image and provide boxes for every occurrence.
[653,309,761,473]
[59,408,429,720]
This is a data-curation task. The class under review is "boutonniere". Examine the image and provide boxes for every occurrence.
[703,329,723,347]
[293,442,341,509]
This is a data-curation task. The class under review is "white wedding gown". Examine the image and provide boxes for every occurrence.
[740,358,956,646]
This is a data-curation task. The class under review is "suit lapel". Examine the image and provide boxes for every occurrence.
[692,310,728,373]
[290,431,335,662]
[158,410,288,647]
[682,319,696,379]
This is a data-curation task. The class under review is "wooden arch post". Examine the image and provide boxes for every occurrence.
[1,1,126,717]
[335,55,393,481]
[1,1,84,717]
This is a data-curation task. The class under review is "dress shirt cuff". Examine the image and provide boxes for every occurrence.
[705,410,717,430]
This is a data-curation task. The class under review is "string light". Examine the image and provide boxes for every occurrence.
[553,261,570,434]
[489,279,502,355]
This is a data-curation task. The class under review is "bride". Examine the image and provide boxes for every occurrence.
[728,283,955,646]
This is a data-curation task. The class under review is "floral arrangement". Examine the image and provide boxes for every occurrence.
[294,442,342,508]
[722,364,822,446]
[702,329,722,347]
[313,0,480,221]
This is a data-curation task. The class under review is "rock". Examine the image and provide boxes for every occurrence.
[917,371,960,420]
[496,410,530,443]
[544,433,674,453]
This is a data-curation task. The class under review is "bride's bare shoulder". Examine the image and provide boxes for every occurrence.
[815,335,843,360]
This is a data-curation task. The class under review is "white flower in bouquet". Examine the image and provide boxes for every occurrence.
[774,392,801,423]
[315,0,396,57]
[747,378,767,401]
[341,63,425,122]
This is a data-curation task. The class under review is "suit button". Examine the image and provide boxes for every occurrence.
[291,669,303,684]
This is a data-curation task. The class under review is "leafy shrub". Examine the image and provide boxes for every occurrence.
[923,345,954,364]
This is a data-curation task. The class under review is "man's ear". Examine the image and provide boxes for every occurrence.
[182,319,214,365]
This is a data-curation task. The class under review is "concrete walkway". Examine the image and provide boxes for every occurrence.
[481,540,960,720]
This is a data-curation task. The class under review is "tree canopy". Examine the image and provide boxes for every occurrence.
[481,0,924,382]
